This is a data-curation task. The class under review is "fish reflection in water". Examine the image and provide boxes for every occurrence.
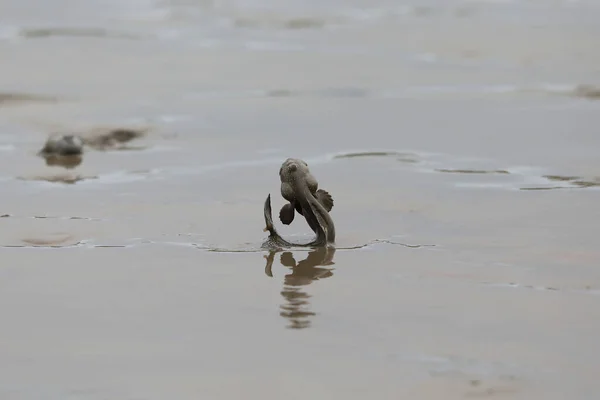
[264,247,336,329]
[42,154,83,169]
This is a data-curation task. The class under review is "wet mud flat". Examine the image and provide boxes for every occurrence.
[1,140,599,400]
[1,238,598,400]
[2,94,600,400]
[1,1,600,399]
[1,89,600,400]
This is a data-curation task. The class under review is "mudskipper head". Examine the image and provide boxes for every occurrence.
[279,158,318,198]
[279,158,309,183]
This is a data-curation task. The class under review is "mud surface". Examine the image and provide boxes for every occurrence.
[0,0,599,399]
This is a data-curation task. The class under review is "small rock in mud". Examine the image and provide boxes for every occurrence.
[37,127,148,165]
[38,134,84,157]
[38,134,85,169]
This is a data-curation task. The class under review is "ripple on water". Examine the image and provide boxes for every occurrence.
[203,238,434,254]
[330,149,600,192]
[184,83,600,102]
[482,281,600,296]
[0,232,82,248]
[0,92,59,106]
[16,173,97,185]
[449,171,600,191]
[378,83,600,100]
[233,16,331,30]
[18,27,141,40]
[435,169,510,175]
[20,233,77,247]
[264,87,370,99]
[520,175,600,191]
[332,150,421,164]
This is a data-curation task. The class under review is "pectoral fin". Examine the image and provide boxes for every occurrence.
[279,202,295,225]
[316,189,334,212]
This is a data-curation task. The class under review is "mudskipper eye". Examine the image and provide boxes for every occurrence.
[288,164,297,172]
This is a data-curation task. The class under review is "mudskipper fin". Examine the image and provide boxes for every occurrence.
[316,189,334,212]
[279,202,295,225]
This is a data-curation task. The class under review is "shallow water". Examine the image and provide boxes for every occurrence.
[1,0,599,399]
